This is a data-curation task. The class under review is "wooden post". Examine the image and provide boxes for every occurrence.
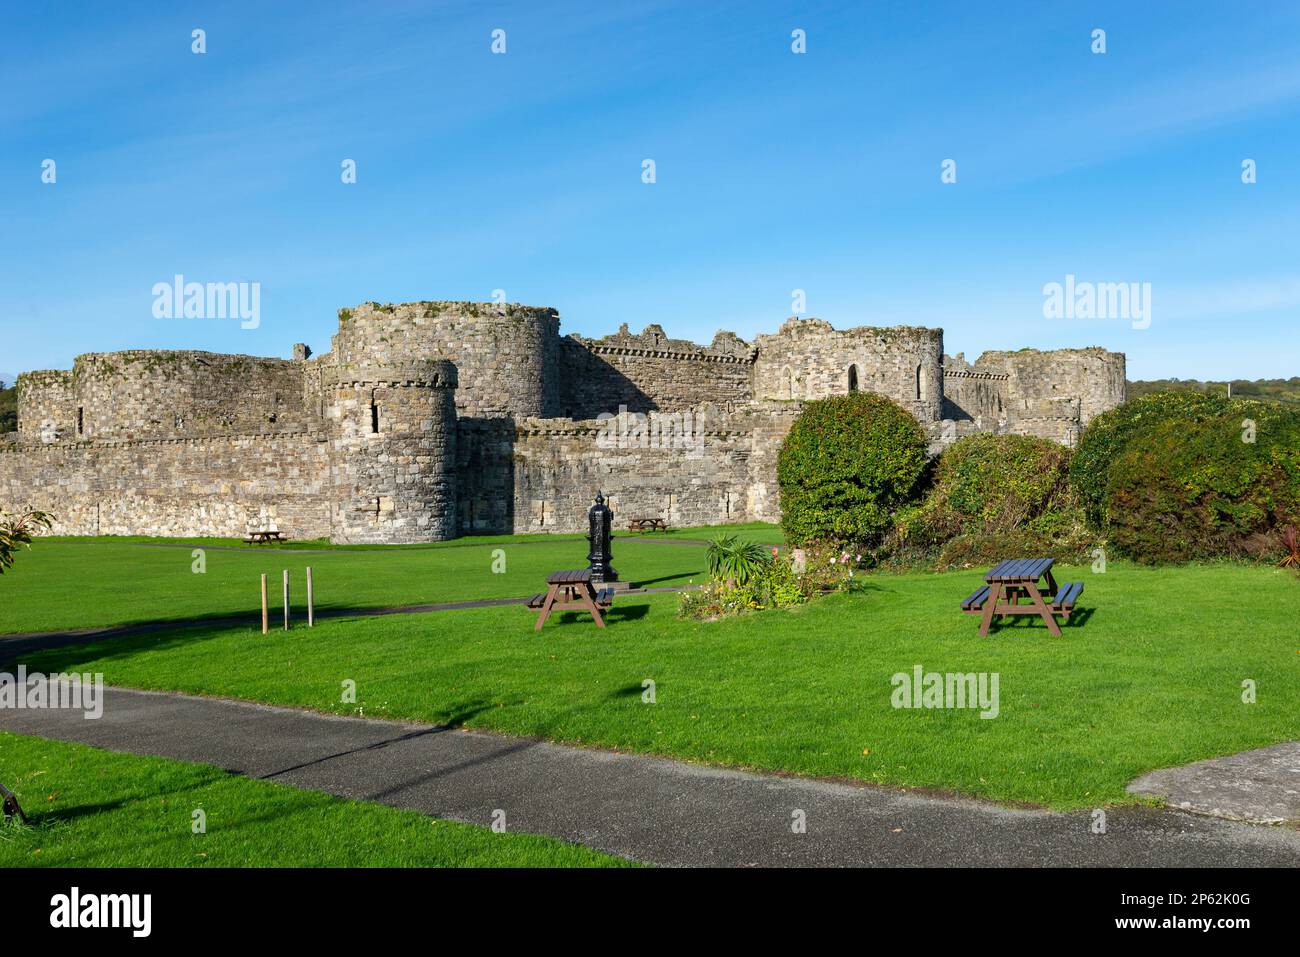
[260,574,268,635]
[306,566,315,628]
[283,569,290,631]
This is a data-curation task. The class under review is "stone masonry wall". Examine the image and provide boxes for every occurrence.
[2,299,1128,543]
[458,407,765,534]
[328,302,558,419]
[326,362,458,544]
[559,325,754,418]
[751,318,944,423]
[18,351,314,442]
[971,348,1126,427]
[15,370,76,441]
[0,431,331,538]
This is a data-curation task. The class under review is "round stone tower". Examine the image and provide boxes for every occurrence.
[325,360,458,544]
[329,301,559,419]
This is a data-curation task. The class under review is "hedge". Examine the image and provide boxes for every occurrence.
[1102,402,1300,562]
[1070,391,1235,527]
[890,433,1090,568]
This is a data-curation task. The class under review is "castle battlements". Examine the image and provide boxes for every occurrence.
[2,301,1125,543]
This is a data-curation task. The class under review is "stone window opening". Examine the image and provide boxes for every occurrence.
[76,407,84,435]
[369,392,380,434]
[780,365,794,400]
[915,364,926,401]
[847,365,859,393]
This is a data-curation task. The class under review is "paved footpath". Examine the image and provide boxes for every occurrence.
[4,686,1300,867]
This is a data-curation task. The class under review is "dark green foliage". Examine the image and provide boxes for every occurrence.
[777,393,928,547]
[1070,391,1233,527]
[0,381,15,433]
[1102,403,1300,563]
[704,534,770,584]
[890,433,1090,568]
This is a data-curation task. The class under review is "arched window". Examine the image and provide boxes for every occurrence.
[780,366,794,399]
[847,365,859,393]
[915,364,924,401]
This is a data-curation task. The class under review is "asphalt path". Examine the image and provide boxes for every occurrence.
[4,686,1298,867]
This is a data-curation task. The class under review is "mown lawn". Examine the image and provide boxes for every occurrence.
[0,732,633,867]
[15,558,1300,809]
[0,522,780,635]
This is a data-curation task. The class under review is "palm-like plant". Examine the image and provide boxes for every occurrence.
[706,534,770,586]
[0,510,53,575]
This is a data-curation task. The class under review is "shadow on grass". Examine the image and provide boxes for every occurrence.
[31,798,130,824]
[12,622,244,675]
[984,605,1095,634]
[549,603,651,628]
[634,572,701,587]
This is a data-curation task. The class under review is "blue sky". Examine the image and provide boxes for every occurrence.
[3,0,1299,381]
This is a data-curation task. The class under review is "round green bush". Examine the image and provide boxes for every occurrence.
[1102,402,1300,562]
[777,392,928,547]
[890,433,1090,567]
[1070,391,1234,527]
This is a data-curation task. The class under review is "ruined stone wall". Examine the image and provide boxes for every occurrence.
[1,299,1130,544]
[14,370,76,440]
[940,360,1010,423]
[17,351,314,442]
[329,302,558,419]
[751,319,944,423]
[558,325,754,418]
[971,348,1126,427]
[326,361,458,544]
[456,406,767,535]
[0,431,332,538]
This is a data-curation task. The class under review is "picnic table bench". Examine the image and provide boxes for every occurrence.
[961,558,1083,637]
[243,529,287,545]
[627,517,669,533]
[527,569,614,630]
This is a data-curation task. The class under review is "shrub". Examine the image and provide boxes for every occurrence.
[1070,391,1235,527]
[777,392,928,548]
[1101,403,1300,563]
[888,433,1090,568]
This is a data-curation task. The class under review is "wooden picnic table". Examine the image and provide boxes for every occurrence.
[244,529,287,545]
[527,569,614,631]
[627,517,669,533]
[960,558,1084,637]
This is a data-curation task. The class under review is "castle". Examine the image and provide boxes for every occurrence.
[0,301,1125,542]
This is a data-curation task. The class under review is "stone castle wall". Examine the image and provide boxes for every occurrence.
[751,319,944,423]
[457,407,769,534]
[940,349,1125,435]
[0,431,331,538]
[1,300,1126,543]
[17,351,312,442]
[558,325,754,418]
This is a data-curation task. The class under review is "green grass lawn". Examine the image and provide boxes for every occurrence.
[15,556,1300,810]
[0,523,780,635]
[0,732,633,867]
